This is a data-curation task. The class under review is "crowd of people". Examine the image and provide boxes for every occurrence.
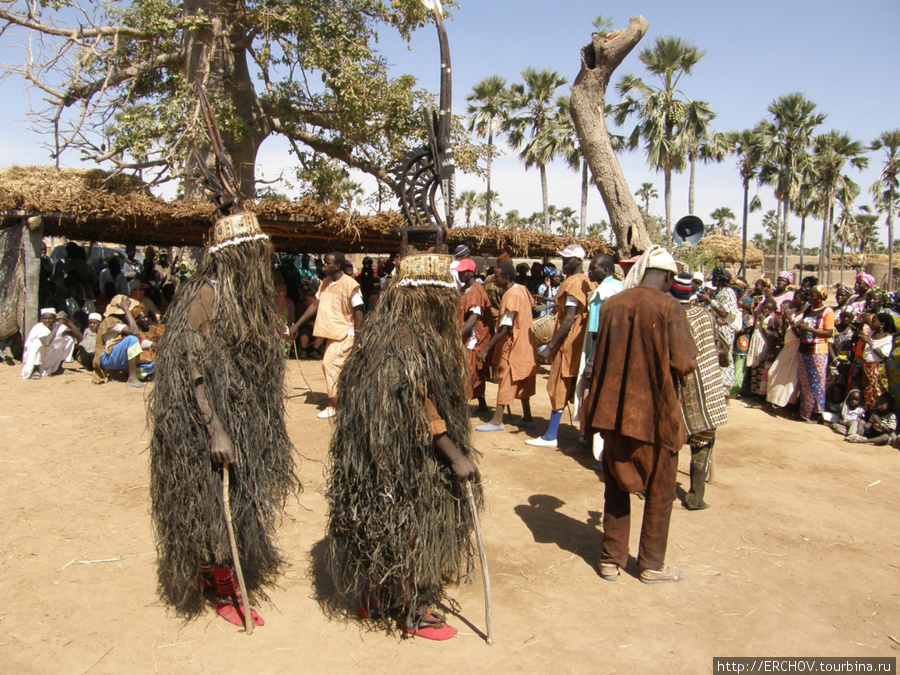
[9,234,900,640]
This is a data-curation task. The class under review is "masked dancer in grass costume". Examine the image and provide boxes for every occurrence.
[326,251,482,641]
[148,87,296,627]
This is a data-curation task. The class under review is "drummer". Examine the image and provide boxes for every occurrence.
[527,245,595,449]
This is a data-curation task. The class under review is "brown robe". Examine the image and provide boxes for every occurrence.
[588,285,697,572]
[496,284,538,406]
[459,282,495,399]
[547,273,594,410]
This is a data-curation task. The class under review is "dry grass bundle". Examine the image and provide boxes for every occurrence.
[0,166,612,257]
[693,235,763,265]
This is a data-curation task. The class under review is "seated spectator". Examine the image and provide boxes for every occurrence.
[21,309,80,379]
[98,257,130,297]
[92,295,144,386]
[831,389,865,437]
[846,392,897,445]
[121,244,142,280]
[174,261,191,286]
[76,312,102,370]
[134,307,164,378]
[129,279,160,321]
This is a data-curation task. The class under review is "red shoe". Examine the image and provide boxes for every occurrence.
[400,610,458,641]
[215,602,265,628]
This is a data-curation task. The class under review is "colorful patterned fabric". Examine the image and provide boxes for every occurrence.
[863,361,889,410]
[798,352,828,420]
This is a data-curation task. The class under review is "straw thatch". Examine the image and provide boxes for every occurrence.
[692,235,763,265]
[0,166,612,258]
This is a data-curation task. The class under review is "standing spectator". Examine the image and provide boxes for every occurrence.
[21,309,79,379]
[696,267,740,396]
[99,257,130,297]
[121,243,142,279]
[859,312,894,410]
[586,246,696,584]
[536,269,562,317]
[670,273,727,511]
[795,285,835,423]
[355,256,378,309]
[458,258,494,414]
[475,261,537,432]
[290,252,363,418]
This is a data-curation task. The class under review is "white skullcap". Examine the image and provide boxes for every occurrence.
[88,312,102,322]
[40,307,56,316]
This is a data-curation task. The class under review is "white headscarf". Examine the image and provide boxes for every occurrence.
[623,245,678,290]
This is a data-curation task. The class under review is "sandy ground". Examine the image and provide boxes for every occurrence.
[1,357,898,674]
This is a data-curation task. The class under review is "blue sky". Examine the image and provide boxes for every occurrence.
[2,0,899,244]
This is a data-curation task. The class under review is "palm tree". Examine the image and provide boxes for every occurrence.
[726,127,765,274]
[684,103,726,214]
[502,209,525,230]
[870,130,900,289]
[502,68,569,233]
[588,220,610,238]
[634,182,658,213]
[614,36,705,246]
[467,75,508,228]
[475,190,502,226]
[557,206,578,236]
[757,93,826,274]
[455,190,478,227]
[811,130,868,285]
[709,206,737,236]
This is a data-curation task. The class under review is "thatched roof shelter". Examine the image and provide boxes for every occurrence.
[692,234,763,266]
[0,166,612,258]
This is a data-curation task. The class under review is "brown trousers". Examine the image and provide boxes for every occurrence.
[600,432,678,572]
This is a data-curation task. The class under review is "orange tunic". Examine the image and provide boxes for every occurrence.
[313,274,361,341]
[496,284,538,406]
[460,283,495,399]
[546,273,594,409]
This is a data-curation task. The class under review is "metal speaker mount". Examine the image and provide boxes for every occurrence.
[673,215,704,247]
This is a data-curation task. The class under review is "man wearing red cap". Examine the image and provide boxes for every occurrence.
[458,258,494,413]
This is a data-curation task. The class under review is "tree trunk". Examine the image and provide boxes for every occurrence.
[826,203,835,287]
[799,213,805,276]
[783,199,791,278]
[486,127,493,228]
[840,238,845,281]
[540,162,550,234]
[818,204,828,283]
[775,201,782,275]
[664,168,673,248]
[579,160,588,237]
[888,188,895,291]
[740,180,749,276]
[182,0,269,201]
[570,16,652,258]
[688,157,696,214]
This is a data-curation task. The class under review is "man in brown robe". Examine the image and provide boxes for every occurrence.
[586,247,697,584]
[529,245,594,448]
[476,261,537,431]
[458,258,495,413]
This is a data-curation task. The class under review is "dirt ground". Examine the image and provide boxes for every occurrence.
[1,357,898,674]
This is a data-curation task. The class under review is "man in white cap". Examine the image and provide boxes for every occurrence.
[528,244,594,447]
[585,245,698,584]
[21,309,80,379]
[76,312,102,370]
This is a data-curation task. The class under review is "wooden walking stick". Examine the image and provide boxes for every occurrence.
[222,462,255,635]
[466,481,494,645]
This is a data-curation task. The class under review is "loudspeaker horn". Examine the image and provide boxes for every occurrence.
[673,215,704,247]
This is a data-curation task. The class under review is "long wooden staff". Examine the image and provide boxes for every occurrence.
[466,482,494,645]
[222,462,255,635]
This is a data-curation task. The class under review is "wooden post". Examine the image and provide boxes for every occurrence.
[23,217,43,338]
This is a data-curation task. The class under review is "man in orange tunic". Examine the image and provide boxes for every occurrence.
[458,258,494,413]
[290,251,364,418]
[586,246,697,585]
[475,261,537,431]
[528,245,594,448]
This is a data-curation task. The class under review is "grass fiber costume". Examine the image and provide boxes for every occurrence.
[326,252,482,635]
[148,213,297,619]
